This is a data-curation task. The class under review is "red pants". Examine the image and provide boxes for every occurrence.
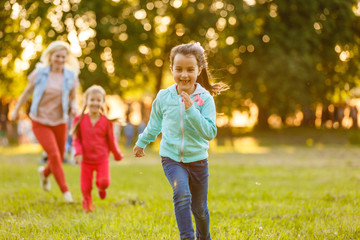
[80,161,110,207]
[32,120,69,193]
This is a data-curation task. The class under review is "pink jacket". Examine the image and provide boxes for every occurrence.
[73,114,123,164]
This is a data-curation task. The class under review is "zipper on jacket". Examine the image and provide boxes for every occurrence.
[179,97,184,162]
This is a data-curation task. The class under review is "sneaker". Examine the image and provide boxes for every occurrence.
[63,191,74,203]
[98,189,106,199]
[83,200,95,213]
[38,166,51,191]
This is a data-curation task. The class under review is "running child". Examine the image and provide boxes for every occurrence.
[133,42,228,240]
[72,85,124,213]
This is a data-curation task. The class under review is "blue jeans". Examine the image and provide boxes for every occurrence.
[161,157,211,240]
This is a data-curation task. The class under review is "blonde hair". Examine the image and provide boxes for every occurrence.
[170,42,229,96]
[36,41,80,74]
[71,85,107,135]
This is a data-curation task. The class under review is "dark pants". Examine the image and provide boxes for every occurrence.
[161,157,211,240]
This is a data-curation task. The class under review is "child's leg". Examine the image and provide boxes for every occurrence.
[81,162,94,211]
[32,120,69,193]
[161,157,194,240]
[95,161,110,199]
[188,159,211,240]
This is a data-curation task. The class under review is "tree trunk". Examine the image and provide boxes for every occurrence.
[301,105,315,127]
[155,66,163,94]
[256,106,270,129]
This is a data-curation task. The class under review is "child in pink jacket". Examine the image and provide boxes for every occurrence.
[72,85,123,213]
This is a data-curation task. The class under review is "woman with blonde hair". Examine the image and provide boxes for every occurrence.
[11,40,80,202]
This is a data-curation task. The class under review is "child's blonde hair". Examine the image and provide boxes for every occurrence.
[71,85,107,135]
[36,41,80,74]
[170,42,229,96]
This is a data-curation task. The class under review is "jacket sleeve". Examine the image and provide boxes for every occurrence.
[135,91,163,148]
[107,120,123,161]
[72,115,83,156]
[185,95,217,141]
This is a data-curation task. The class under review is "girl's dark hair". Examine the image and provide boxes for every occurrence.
[170,42,229,96]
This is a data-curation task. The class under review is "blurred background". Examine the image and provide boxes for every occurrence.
[1,0,360,146]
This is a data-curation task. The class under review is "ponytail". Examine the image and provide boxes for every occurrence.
[197,69,229,96]
[70,104,87,136]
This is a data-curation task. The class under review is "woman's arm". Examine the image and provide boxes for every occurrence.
[10,82,35,120]
[69,79,79,117]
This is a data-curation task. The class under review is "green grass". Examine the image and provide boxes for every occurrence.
[1,130,360,239]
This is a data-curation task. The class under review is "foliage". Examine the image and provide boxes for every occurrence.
[222,0,360,121]
[1,0,360,127]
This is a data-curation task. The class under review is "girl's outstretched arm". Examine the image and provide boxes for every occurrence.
[135,91,164,149]
[72,116,84,157]
[107,120,123,161]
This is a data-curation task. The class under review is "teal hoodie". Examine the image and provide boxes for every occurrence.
[136,83,217,163]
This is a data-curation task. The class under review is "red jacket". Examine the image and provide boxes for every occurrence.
[73,114,123,164]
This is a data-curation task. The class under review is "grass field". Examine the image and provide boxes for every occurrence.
[1,129,360,239]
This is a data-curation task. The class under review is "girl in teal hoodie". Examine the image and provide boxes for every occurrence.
[134,42,228,240]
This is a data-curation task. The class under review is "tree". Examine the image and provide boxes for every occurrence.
[221,0,360,128]
[1,0,360,129]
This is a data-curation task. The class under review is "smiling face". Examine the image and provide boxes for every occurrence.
[87,91,104,116]
[49,48,68,71]
[171,53,202,95]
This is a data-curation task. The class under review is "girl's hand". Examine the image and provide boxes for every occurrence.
[180,92,193,110]
[133,145,145,157]
[115,153,124,161]
[70,107,79,118]
[74,155,83,164]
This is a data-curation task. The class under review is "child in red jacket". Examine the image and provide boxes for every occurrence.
[72,85,123,213]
